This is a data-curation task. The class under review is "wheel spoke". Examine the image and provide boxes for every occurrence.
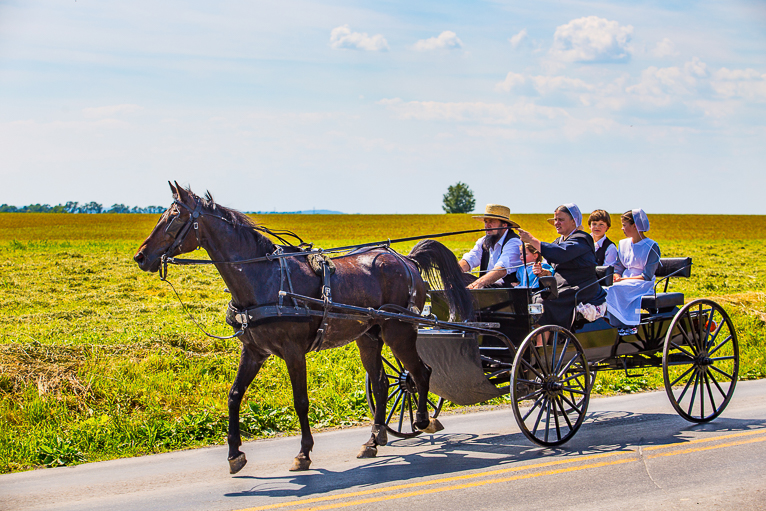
[382,358,399,373]
[397,392,407,432]
[560,370,588,384]
[560,386,586,395]
[676,367,698,403]
[554,338,571,374]
[386,390,403,425]
[707,370,728,399]
[550,331,559,374]
[407,394,414,431]
[679,315,699,356]
[520,357,545,380]
[552,396,562,441]
[518,388,545,402]
[555,394,574,430]
[427,397,440,409]
[706,316,726,350]
[669,341,695,360]
[387,387,399,401]
[704,372,717,414]
[531,397,548,435]
[669,364,696,387]
[560,392,582,415]
[710,364,733,380]
[686,371,700,417]
[709,335,733,357]
[544,399,552,443]
[702,309,715,351]
[521,393,546,421]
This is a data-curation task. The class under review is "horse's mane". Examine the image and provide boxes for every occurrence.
[196,190,277,253]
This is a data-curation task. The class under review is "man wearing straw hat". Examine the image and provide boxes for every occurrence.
[459,204,522,289]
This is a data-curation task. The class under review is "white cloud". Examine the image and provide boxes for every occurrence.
[712,67,766,101]
[377,98,566,124]
[626,57,708,105]
[550,16,633,63]
[509,29,527,49]
[413,31,463,51]
[495,72,592,95]
[329,25,388,51]
[651,38,678,58]
[82,104,144,118]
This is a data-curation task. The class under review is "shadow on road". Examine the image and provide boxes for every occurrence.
[224,411,766,501]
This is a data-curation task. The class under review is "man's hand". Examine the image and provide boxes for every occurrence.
[467,280,484,290]
[518,229,541,251]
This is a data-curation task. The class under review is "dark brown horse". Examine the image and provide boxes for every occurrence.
[134,183,472,473]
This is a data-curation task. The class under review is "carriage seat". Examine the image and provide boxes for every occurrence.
[640,257,692,312]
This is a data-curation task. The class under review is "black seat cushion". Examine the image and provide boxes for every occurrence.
[641,292,685,310]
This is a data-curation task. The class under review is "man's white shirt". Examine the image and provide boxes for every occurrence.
[461,230,523,285]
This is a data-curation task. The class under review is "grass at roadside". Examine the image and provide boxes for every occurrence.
[1,213,765,473]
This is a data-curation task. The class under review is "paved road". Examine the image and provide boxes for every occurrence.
[3,380,766,511]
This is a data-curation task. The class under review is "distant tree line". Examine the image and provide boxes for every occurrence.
[0,202,166,214]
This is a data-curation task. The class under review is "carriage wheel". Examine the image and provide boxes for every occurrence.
[511,325,591,447]
[365,353,444,439]
[663,299,739,423]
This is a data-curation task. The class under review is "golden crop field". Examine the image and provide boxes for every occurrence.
[1,212,765,474]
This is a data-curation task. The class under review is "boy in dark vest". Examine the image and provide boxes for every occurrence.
[459,204,522,289]
[588,209,617,267]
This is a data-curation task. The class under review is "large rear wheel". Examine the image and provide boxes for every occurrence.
[365,353,444,438]
[511,325,591,447]
[663,299,739,422]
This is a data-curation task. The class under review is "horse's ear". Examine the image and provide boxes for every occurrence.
[168,181,177,196]
[174,181,192,204]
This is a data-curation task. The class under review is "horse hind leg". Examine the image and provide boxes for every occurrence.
[283,347,314,471]
[356,332,388,459]
[382,322,443,433]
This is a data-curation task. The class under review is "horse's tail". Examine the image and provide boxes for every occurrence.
[407,239,474,322]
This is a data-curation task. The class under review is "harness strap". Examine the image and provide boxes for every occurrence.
[309,259,334,352]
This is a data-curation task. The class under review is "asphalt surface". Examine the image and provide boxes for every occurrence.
[2,379,766,511]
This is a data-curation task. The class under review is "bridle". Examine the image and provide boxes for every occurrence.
[158,195,306,280]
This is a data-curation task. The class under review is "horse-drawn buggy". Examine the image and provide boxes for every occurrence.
[134,183,739,473]
[368,260,739,447]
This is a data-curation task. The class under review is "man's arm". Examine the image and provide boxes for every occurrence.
[468,268,507,289]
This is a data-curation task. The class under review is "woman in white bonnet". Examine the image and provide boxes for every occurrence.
[605,209,662,336]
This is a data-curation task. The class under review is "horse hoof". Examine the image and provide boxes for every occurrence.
[229,453,247,474]
[290,456,311,471]
[419,418,444,434]
[357,445,378,458]
[372,426,388,446]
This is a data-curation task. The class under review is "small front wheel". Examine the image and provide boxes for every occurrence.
[663,299,739,422]
[511,325,591,447]
[365,353,444,438]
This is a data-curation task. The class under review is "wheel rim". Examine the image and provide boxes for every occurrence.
[511,326,590,447]
[663,299,739,423]
[365,354,444,438]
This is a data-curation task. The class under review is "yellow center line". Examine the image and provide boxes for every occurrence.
[234,428,766,511]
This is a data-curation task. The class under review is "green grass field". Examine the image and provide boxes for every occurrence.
[1,212,765,473]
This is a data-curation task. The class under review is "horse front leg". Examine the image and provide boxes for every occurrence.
[283,348,313,471]
[356,333,388,458]
[228,345,269,474]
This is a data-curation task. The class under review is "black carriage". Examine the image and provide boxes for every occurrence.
[366,257,740,447]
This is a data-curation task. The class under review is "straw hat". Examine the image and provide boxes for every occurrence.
[472,204,520,229]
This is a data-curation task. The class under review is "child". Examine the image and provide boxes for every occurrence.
[588,209,618,267]
[514,243,554,288]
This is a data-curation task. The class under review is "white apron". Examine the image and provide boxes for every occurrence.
[605,238,657,326]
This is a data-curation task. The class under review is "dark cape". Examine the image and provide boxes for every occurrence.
[535,230,607,328]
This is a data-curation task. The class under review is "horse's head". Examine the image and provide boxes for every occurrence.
[134,181,204,273]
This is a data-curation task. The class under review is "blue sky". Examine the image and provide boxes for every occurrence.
[1,0,765,214]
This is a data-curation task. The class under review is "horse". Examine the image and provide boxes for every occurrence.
[133,182,473,473]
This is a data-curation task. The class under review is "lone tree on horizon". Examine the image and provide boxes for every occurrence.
[442,182,475,214]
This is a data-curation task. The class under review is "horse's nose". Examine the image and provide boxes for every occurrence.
[134,251,145,265]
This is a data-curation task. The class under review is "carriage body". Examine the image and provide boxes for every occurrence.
[368,257,740,446]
